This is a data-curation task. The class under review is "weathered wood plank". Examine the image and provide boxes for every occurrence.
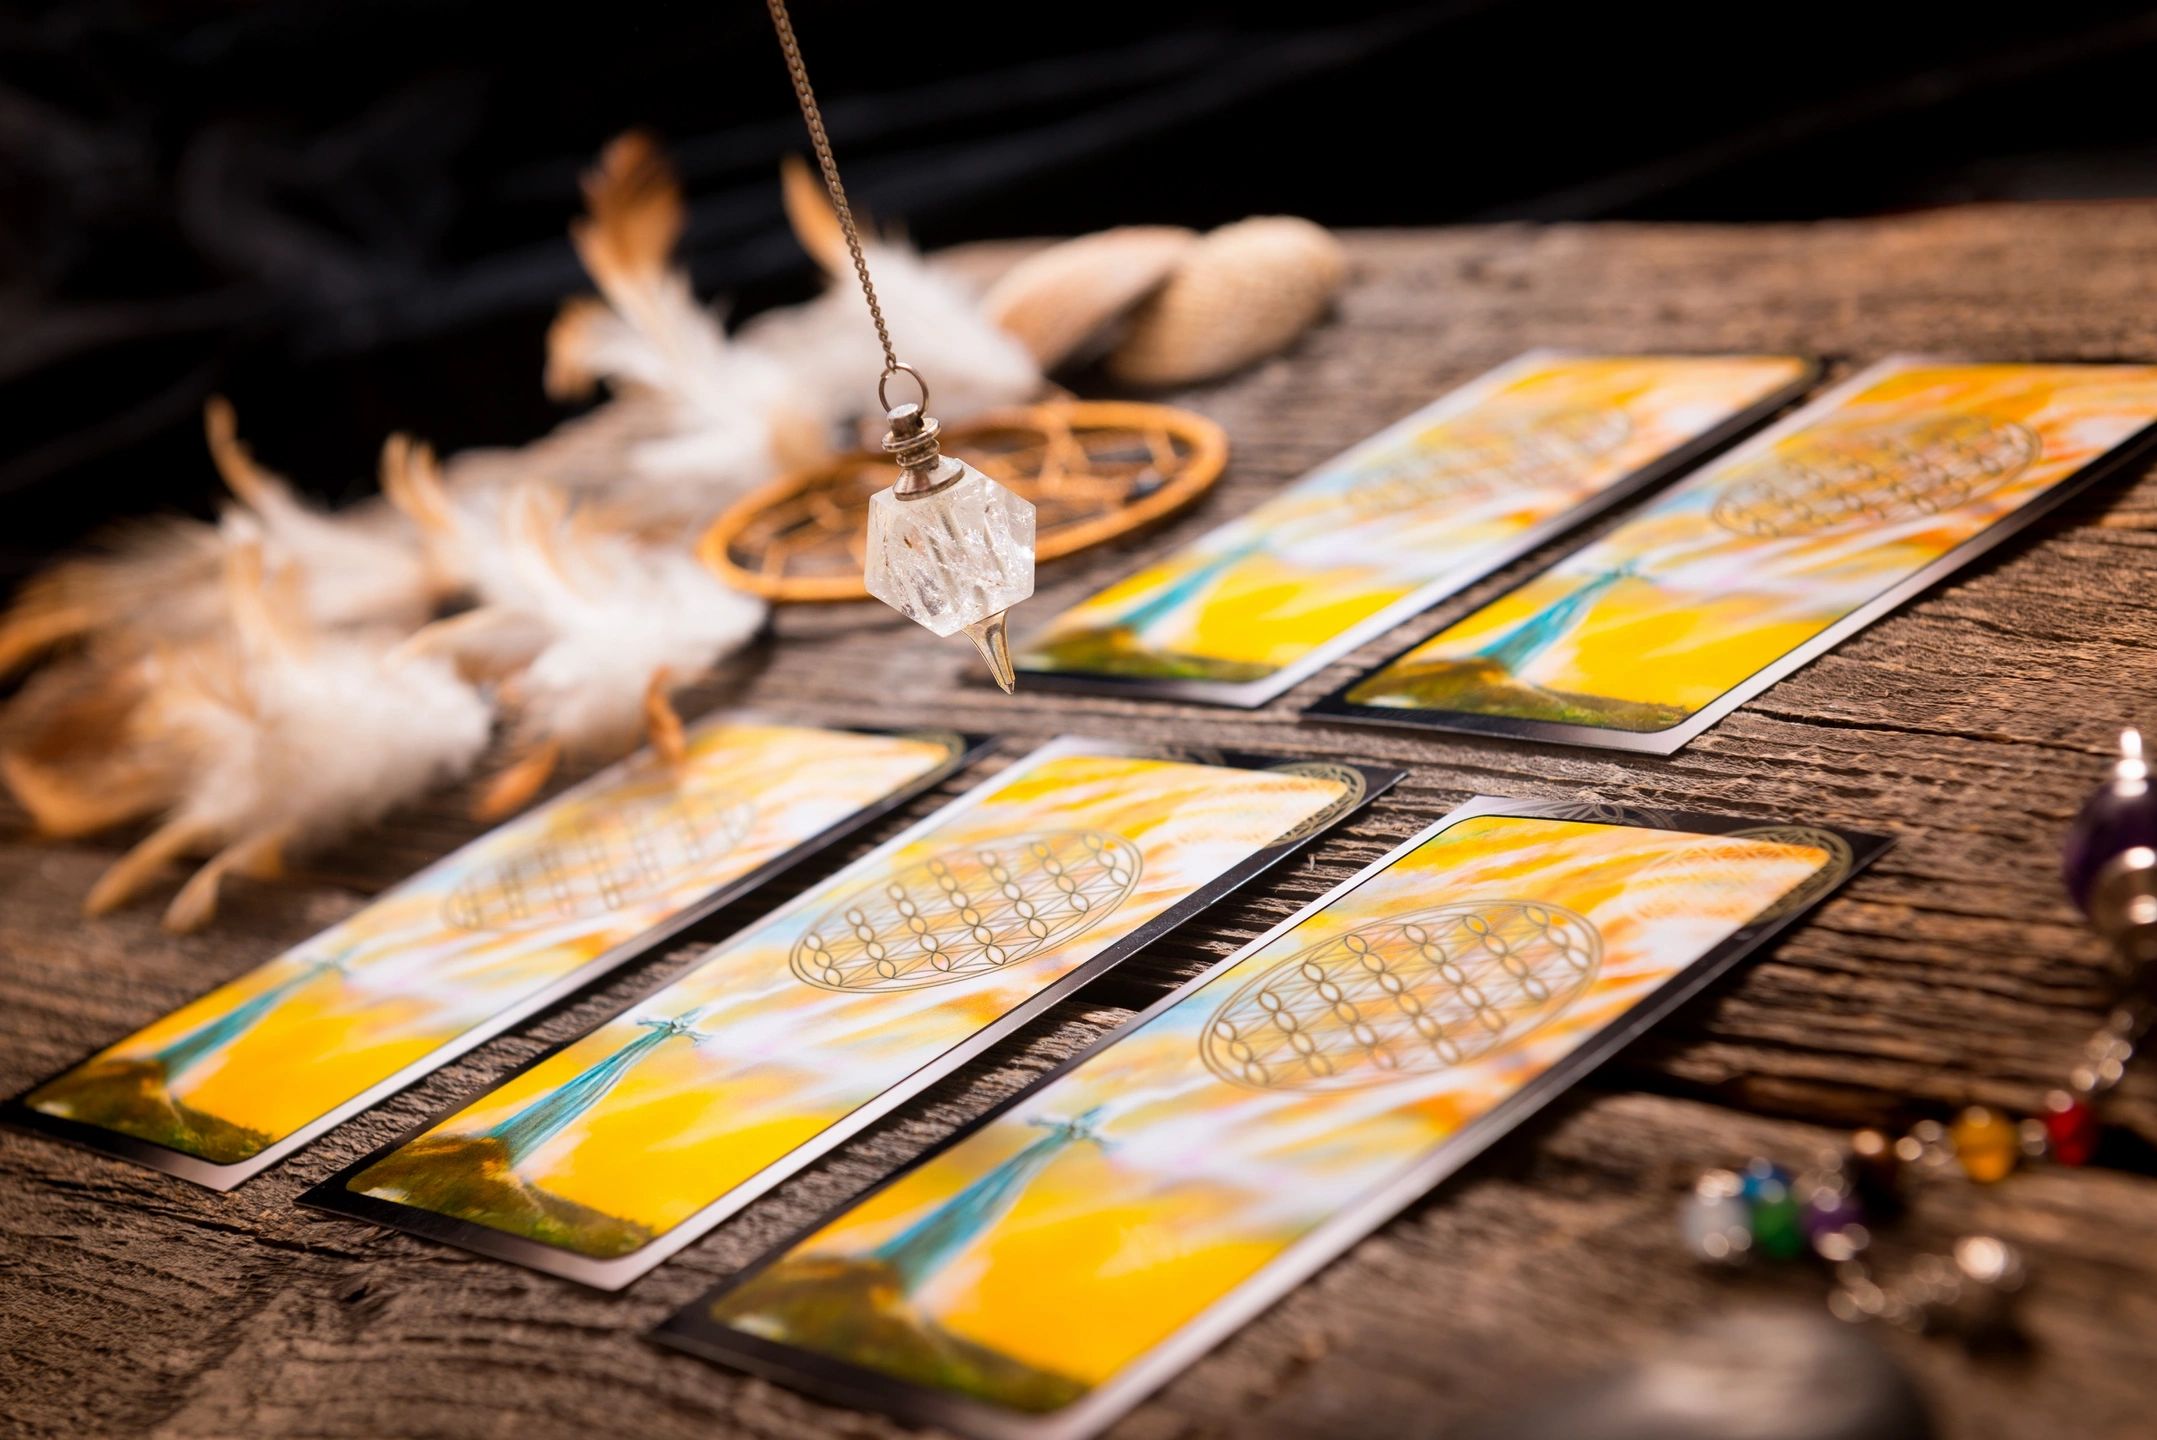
[10,202,2157,1438]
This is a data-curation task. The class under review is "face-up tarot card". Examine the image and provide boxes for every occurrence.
[4,721,981,1187]
[655,799,1886,1440]
[299,738,1398,1288]
[1014,352,1815,706]
[1311,358,2157,751]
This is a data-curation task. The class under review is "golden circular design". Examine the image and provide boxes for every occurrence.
[445,789,755,932]
[790,829,1143,992]
[699,401,1228,602]
[1201,900,1603,1092]
[1263,761,1368,845]
[1711,415,2039,538]
[1344,406,1632,519]
[1725,825,1855,922]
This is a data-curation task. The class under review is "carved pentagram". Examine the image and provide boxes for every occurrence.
[1711,415,2039,538]
[445,789,756,932]
[1201,900,1603,1092]
[700,401,1227,602]
[791,830,1142,992]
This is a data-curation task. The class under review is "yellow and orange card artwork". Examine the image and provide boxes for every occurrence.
[691,811,1847,1415]
[339,750,1350,1263]
[1335,360,2157,737]
[1017,353,1810,701]
[23,723,962,1175]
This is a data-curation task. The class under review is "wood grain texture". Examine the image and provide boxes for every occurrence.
[9,202,2157,1438]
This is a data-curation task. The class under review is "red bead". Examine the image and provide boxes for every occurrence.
[2044,1092,2100,1167]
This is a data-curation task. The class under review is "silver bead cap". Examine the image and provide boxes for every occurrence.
[882,403,963,498]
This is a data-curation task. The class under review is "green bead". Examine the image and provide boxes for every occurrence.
[1751,1192,1806,1259]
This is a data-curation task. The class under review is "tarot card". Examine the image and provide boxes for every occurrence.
[655,799,1886,1440]
[299,739,1398,1288]
[1311,358,2157,751]
[1014,351,1816,706]
[4,721,983,1187]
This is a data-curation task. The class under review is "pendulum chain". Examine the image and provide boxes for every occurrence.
[765,0,915,402]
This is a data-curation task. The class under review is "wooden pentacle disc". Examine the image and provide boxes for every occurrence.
[699,400,1228,603]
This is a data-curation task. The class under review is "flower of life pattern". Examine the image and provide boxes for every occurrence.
[790,830,1142,993]
[1344,407,1633,519]
[1513,798,1681,830]
[1728,826,1853,921]
[1623,825,1847,928]
[1262,762,1365,845]
[1201,900,1603,1092]
[444,791,756,932]
[1711,415,2039,538]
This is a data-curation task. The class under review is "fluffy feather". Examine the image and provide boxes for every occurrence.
[0,517,228,678]
[0,654,184,839]
[81,537,494,932]
[203,397,451,631]
[0,401,447,679]
[385,441,764,815]
[736,155,1042,432]
[543,132,826,523]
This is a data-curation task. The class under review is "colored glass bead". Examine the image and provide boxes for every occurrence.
[1950,1105,2019,1183]
[1800,1182,1870,1263]
[2062,729,2157,913]
[1739,1156,1793,1202]
[1750,1191,1806,1260]
[1680,1171,1754,1265]
[1847,1127,1903,1216]
[2043,1090,2100,1166]
[1801,1188,1865,1240]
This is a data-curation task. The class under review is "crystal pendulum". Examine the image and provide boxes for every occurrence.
[863,390,1035,691]
[767,0,1036,692]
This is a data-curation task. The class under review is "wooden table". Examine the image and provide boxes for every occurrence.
[9,204,2157,1439]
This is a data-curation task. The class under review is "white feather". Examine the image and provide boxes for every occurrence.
[502,484,764,753]
[206,397,447,633]
[426,481,764,760]
[739,238,1042,429]
[86,537,494,930]
[551,277,815,508]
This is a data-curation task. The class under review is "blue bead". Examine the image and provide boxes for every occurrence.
[1739,1157,1792,1203]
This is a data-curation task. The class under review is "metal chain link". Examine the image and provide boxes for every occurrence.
[766,0,904,385]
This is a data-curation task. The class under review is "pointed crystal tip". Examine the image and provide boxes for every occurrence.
[964,612,1017,694]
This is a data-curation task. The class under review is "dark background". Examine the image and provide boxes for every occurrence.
[9,0,2157,584]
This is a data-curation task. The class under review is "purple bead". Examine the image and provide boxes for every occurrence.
[2063,730,2157,912]
[1801,1189,1865,1239]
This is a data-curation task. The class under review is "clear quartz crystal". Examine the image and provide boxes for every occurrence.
[864,456,1035,688]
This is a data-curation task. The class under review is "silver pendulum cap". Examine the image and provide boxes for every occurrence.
[864,399,1036,693]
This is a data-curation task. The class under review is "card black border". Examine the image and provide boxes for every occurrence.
[296,737,1401,1289]
[1012,349,1820,708]
[652,797,1890,1440]
[0,720,992,1189]
[1306,356,2157,752]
